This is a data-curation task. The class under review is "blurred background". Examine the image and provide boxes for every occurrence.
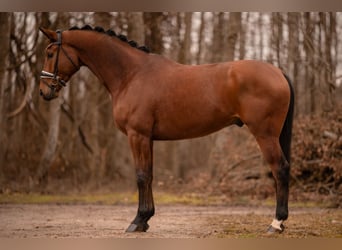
[0,12,341,205]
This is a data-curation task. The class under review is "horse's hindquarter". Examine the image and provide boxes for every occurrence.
[231,61,291,137]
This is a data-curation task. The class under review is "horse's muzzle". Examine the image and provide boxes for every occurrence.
[40,87,58,101]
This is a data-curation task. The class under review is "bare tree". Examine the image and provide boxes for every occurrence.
[287,12,300,115]
[196,12,206,64]
[211,12,225,62]
[270,13,284,67]
[127,12,145,45]
[303,12,316,114]
[225,12,242,61]
[143,12,164,54]
[0,13,11,183]
[258,13,264,60]
[320,12,337,111]
[239,13,248,60]
[178,12,193,64]
[37,13,71,186]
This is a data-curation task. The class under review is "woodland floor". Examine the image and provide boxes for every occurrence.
[0,108,340,239]
[0,203,341,238]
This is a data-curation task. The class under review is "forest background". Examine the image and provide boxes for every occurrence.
[0,12,341,205]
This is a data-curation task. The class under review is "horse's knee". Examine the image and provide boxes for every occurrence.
[136,170,152,187]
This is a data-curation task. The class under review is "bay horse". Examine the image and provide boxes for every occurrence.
[39,25,294,234]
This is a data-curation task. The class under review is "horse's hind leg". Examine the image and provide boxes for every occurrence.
[254,135,290,233]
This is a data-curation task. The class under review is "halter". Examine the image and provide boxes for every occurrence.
[40,30,79,91]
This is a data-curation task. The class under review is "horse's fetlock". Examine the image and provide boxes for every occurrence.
[138,207,155,219]
[276,207,288,221]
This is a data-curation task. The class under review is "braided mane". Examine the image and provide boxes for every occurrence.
[69,25,150,53]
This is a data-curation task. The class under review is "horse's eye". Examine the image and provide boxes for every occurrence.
[47,52,53,58]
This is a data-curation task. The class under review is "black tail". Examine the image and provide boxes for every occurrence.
[280,74,294,164]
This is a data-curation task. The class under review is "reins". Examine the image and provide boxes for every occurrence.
[40,30,79,91]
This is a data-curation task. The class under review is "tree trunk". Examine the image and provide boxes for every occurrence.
[37,99,62,186]
[143,12,164,54]
[258,13,264,60]
[211,12,225,62]
[271,13,283,67]
[225,12,241,61]
[303,12,316,114]
[321,12,336,111]
[239,13,247,60]
[0,13,11,183]
[178,12,193,64]
[36,13,70,187]
[196,12,206,64]
[287,12,300,116]
[127,12,145,45]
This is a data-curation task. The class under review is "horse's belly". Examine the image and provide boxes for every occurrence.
[152,112,240,140]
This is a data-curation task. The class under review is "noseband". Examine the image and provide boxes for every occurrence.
[40,30,79,91]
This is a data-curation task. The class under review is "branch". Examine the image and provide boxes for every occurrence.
[218,154,262,183]
[60,98,94,154]
[323,130,338,140]
[227,154,261,171]
[61,98,75,122]
[78,126,93,154]
[7,96,27,118]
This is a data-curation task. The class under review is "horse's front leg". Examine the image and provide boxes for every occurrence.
[126,131,154,232]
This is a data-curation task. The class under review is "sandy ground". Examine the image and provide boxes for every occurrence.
[0,204,341,238]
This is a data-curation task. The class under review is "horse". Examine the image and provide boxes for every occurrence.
[38,25,294,234]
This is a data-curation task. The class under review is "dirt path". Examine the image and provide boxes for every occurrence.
[0,204,341,238]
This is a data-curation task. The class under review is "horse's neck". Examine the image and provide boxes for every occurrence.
[67,31,145,95]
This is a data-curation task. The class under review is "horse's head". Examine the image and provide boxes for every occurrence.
[39,28,80,100]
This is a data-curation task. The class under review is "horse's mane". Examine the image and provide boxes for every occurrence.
[68,25,150,53]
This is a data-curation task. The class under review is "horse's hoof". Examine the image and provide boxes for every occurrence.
[125,223,149,232]
[267,224,285,234]
[267,219,285,234]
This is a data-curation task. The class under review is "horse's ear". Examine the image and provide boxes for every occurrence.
[39,27,57,42]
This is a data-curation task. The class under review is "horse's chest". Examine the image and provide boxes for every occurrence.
[113,105,130,135]
[113,102,154,136]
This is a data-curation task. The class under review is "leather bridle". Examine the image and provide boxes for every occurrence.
[40,30,79,92]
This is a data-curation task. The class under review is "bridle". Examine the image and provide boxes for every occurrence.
[40,30,79,93]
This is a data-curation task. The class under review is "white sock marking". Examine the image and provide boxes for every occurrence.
[271,219,283,230]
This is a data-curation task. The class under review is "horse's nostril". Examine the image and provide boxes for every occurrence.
[40,89,43,96]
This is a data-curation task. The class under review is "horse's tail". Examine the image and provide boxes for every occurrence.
[280,73,295,164]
